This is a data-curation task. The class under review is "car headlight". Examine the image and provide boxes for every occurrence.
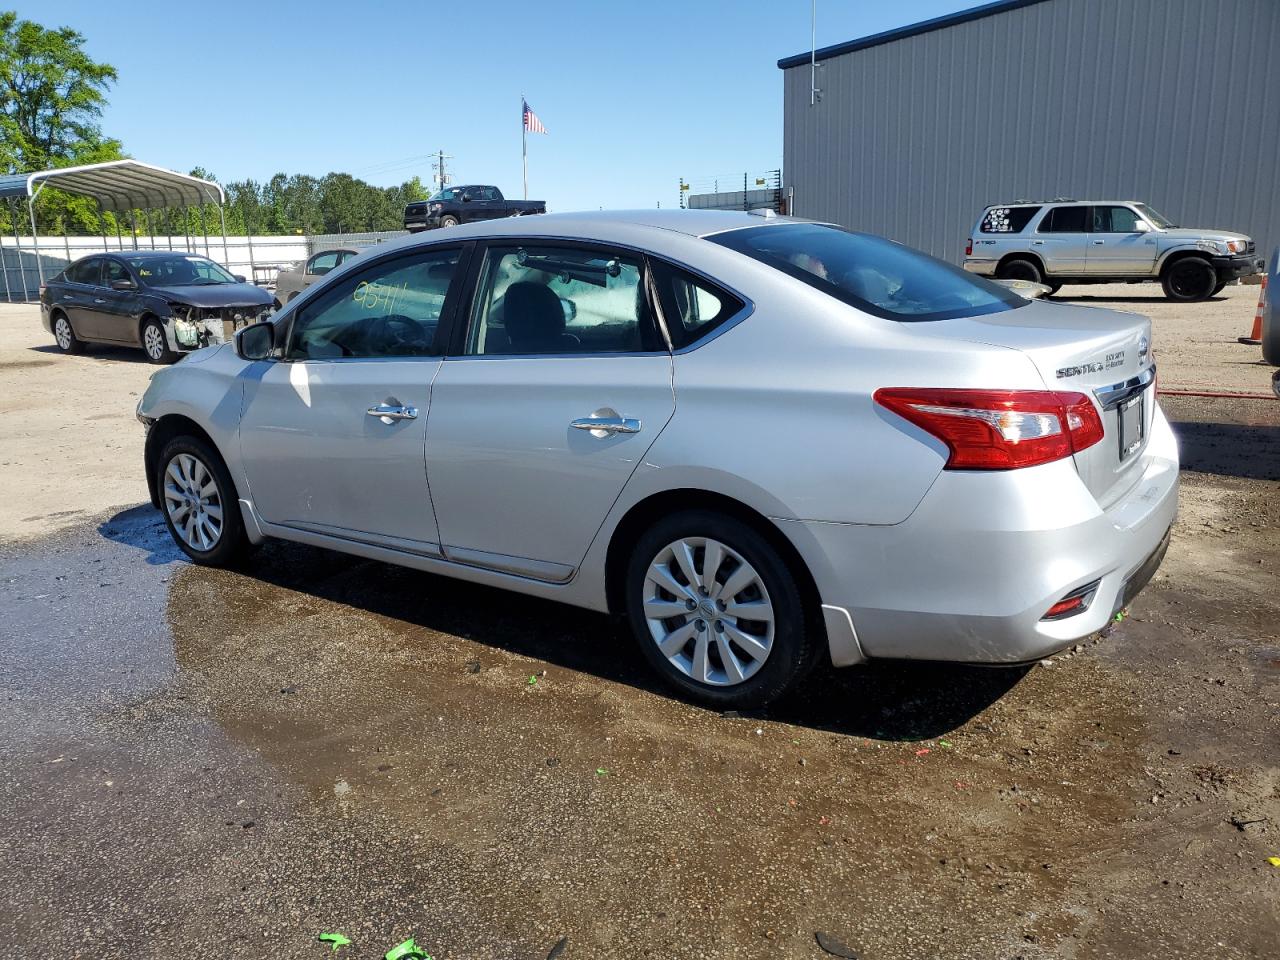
[1225,239,1247,255]
[430,202,442,213]
[1197,239,1228,255]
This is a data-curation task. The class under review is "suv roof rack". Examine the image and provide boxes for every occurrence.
[1000,197,1076,205]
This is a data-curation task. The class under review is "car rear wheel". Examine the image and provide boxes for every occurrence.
[440,215,459,228]
[1161,258,1216,301]
[52,312,84,354]
[141,317,178,364]
[625,510,818,708]
[996,257,1044,285]
[158,435,249,566]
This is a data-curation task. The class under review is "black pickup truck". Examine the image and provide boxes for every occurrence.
[404,185,546,232]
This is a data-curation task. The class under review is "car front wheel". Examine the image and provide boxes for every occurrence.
[625,510,818,708]
[158,435,250,566]
[1161,258,1216,301]
[141,317,178,364]
[440,215,459,228]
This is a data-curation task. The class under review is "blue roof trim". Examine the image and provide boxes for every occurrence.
[777,0,1055,69]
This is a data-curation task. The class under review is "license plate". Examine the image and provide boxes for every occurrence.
[1118,392,1145,460]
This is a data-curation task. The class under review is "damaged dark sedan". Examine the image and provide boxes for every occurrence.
[40,251,274,363]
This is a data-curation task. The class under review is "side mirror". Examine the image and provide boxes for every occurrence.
[1133,220,1151,233]
[110,278,136,291]
[233,274,246,282]
[235,320,276,361]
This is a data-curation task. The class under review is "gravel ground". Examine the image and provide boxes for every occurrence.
[0,290,1277,959]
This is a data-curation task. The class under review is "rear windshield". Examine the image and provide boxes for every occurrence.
[709,223,1025,322]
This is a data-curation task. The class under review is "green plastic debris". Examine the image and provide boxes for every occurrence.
[318,933,351,953]
[939,740,953,749]
[595,767,609,776]
[528,674,538,685]
[1114,609,1127,623]
[385,938,432,960]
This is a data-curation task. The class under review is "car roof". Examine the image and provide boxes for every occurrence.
[100,250,216,259]
[417,209,801,241]
[986,199,1144,207]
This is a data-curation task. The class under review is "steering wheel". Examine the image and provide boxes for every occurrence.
[367,314,429,354]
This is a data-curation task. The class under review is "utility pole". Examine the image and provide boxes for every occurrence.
[432,150,454,194]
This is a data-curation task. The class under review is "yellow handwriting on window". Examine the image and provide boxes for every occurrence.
[353,280,408,313]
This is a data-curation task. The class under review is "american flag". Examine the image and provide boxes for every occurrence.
[523,100,547,135]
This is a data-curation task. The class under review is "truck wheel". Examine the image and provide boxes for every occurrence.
[1210,282,1228,297]
[996,258,1044,285]
[440,215,459,228]
[1161,258,1216,301]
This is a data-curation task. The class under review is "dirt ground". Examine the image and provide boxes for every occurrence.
[1,285,1277,959]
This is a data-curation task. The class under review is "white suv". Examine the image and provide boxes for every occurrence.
[964,200,1263,301]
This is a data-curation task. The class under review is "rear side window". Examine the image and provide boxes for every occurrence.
[651,262,744,348]
[980,206,1040,233]
[65,258,101,285]
[709,223,1024,322]
[1039,206,1090,233]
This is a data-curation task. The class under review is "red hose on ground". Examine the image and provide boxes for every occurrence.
[1157,388,1275,400]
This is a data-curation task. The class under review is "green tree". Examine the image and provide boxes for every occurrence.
[0,11,123,234]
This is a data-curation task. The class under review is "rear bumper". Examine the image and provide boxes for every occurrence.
[962,259,998,277]
[1212,254,1265,281]
[787,405,1179,666]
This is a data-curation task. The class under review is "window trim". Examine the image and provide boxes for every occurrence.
[443,238,670,361]
[280,243,474,363]
[649,258,750,352]
[68,257,103,287]
[1092,204,1148,235]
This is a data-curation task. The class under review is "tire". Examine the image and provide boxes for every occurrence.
[141,316,178,364]
[286,291,299,303]
[1210,282,1228,297]
[272,298,282,311]
[157,434,250,567]
[51,311,85,354]
[995,257,1045,285]
[1043,281,1063,297]
[624,510,819,709]
[440,215,459,228]
[1161,257,1216,301]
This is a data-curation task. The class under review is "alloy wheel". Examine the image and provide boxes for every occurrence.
[55,316,73,349]
[642,537,775,687]
[163,453,224,551]
[144,324,166,360]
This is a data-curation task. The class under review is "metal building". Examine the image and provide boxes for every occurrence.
[779,0,1280,263]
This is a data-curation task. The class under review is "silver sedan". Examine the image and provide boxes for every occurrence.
[137,211,1178,707]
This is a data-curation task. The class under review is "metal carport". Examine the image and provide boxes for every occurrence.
[0,159,227,293]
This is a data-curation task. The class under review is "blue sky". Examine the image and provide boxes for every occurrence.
[20,0,985,212]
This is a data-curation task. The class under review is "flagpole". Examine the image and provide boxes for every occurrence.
[522,95,528,200]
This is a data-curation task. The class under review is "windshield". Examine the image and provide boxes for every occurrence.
[1134,204,1175,228]
[711,223,1025,321]
[429,188,460,201]
[127,255,238,287]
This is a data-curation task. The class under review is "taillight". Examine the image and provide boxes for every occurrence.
[874,388,1105,470]
[965,238,973,257]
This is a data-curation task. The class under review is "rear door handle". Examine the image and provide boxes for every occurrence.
[1093,240,1105,245]
[366,403,418,423]
[571,416,641,436]
[93,298,106,303]
[1032,240,1044,245]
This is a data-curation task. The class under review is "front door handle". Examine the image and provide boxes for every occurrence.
[571,415,641,437]
[93,298,106,303]
[367,403,418,424]
[1093,240,1105,245]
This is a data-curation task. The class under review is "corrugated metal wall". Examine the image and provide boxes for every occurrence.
[782,0,1280,263]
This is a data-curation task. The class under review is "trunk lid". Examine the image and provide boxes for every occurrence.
[916,299,1156,506]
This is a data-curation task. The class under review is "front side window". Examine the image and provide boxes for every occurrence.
[287,248,461,360]
[1039,206,1090,234]
[102,259,130,285]
[1094,206,1143,233]
[710,224,1023,322]
[1135,203,1174,228]
[980,206,1041,233]
[307,252,341,276]
[129,255,236,286]
[464,245,662,355]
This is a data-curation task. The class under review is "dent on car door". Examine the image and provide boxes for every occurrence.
[238,244,471,552]
[425,241,675,581]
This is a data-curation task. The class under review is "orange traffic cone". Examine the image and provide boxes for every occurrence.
[1238,275,1266,345]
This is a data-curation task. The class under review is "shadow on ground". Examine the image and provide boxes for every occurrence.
[1170,419,1280,481]
[29,342,151,363]
[98,504,1026,741]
